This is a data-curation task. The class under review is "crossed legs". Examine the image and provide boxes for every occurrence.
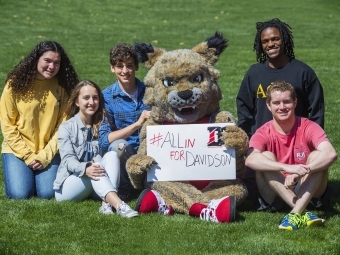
[256,151,328,214]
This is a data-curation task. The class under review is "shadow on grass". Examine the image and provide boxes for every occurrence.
[324,179,340,218]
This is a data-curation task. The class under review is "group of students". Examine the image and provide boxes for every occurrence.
[0,42,149,218]
[0,18,337,228]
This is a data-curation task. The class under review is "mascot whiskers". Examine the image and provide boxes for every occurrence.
[126,32,249,223]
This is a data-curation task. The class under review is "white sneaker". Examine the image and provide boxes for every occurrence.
[117,201,139,218]
[99,202,113,215]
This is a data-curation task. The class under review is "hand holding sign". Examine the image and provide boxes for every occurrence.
[219,125,249,155]
[126,154,157,188]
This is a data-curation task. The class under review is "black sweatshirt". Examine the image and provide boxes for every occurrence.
[236,58,324,138]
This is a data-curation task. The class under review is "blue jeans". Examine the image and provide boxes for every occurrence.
[2,153,60,199]
[108,139,135,196]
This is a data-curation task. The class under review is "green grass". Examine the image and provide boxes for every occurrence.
[1,0,340,254]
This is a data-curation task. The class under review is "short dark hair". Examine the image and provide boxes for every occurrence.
[266,80,297,104]
[109,43,138,67]
[253,18,295,63]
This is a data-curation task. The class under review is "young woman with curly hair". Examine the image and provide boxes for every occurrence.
[0,41,79,199]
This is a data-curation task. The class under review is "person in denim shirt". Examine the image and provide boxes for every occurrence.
[54,80,138,218]
[99,43,151,200]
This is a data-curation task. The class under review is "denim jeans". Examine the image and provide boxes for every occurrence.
[108,139,135,196]
[2,153,60,199]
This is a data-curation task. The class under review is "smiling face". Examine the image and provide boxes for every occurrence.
[111,57,138,87]
[35,51,61,80]
[267,90,297,123]
[261,27,285,60]
[76,85,100,123]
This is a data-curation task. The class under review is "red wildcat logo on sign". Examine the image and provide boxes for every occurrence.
[207,127,224,147]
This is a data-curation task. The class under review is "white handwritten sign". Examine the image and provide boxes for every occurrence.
[146,123,236,182]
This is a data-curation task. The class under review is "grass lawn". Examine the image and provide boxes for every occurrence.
[0,0,340,254]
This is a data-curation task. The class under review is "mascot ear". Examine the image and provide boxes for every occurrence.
[192,31,228,65]
[134,43,165,69]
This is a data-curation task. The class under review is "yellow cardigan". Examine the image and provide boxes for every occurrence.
[0,77,68,168]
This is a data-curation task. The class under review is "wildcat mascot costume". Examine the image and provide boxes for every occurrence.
[126,32,249,223]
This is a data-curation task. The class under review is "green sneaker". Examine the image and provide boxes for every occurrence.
[279,213,302,230]
[302,212,325,227]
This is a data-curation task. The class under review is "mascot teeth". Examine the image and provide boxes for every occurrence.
[178,106,196,111]
[179,107,195,115]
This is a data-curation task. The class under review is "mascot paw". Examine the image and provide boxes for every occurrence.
[219,126,248,155]
[127,155,157,173]
[126,155,157,189]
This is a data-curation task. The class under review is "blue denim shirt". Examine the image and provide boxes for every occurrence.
[53,113,102,190]
[98,78,150,152]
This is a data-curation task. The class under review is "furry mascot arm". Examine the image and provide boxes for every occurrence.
[213,111,249,155]
[213,111,249,178]
[125,118,158,189]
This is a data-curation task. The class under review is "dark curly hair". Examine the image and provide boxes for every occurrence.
[5,41,79,95]
[109,43,138,67]
[253,18,295,63]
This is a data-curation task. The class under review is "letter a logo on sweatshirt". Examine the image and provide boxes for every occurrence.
[256,84,266,98]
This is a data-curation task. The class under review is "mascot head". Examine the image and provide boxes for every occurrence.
[134,32,228,124]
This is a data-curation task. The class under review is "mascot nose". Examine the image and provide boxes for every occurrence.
[177,90,193,100]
